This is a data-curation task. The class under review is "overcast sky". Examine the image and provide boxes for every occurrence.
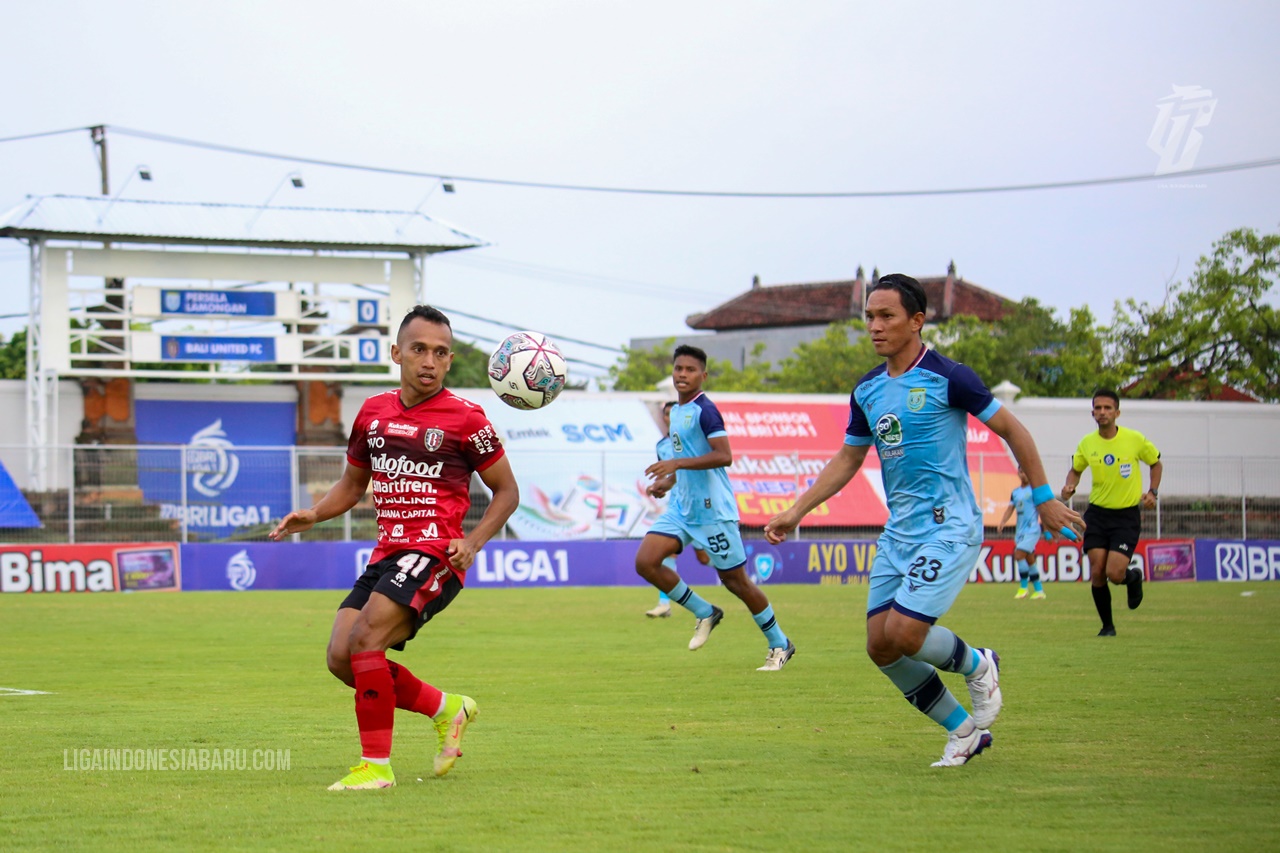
[2,1,1277,385]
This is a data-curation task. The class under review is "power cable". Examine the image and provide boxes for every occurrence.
[107,125,1280,199]
[436,254,718,304]
[344,281,625,353]
[0,126,94,145]
[453,327,612,372]
[437,306,623,353]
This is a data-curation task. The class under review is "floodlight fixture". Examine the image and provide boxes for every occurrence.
[97,164,155,224]
[247,170,306,231]
[396,178,456,234]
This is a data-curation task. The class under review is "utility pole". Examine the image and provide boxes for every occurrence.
[83,125,132,444]
[91,125,109,195]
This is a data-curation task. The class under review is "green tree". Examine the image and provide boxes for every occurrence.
[446,338,493,388]
[773,320,881,392]
[1046,306,1129,396]
[927,299,1118,398]
[705,343,777,392]
[1111,227,1279,401]
[0,328,25,379]
[608,338,678,391]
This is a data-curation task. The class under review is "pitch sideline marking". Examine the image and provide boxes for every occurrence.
[0,687,52,696]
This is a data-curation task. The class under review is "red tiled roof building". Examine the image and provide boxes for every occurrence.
[687,263,1011,331]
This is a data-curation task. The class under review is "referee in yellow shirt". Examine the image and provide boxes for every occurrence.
[1060,390,1163,636]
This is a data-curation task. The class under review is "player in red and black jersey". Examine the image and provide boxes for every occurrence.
[270,305,518,790]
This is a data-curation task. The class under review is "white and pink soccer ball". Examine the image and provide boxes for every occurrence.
[487,331,568,410]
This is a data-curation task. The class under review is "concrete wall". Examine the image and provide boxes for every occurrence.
[0,379,84,491]
[1000,396,1280,498]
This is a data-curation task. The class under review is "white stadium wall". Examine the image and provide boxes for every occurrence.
[1,378,1278,498]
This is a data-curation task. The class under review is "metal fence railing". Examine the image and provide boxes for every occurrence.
[0,446,1276,544]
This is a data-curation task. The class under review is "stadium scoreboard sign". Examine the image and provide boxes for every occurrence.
[158,336,276,362]
[136,288,285,318]
[123,286,391,368]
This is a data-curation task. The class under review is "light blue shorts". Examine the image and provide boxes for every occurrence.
[866,536,982,623]
[647,512,746,571]
[1015,530,1041,554]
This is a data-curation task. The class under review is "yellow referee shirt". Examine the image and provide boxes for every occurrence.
[1072,426,1161,509]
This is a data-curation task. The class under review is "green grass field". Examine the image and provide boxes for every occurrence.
[2,582,1278,852]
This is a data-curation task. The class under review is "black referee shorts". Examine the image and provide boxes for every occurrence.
[1081,504,1142,557]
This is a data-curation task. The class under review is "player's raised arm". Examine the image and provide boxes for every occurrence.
[984,408,1083,542]
[447,455,519,572]
[269,462,371,540]
[764,443,869,544]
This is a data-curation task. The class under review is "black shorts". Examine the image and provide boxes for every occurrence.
[339,550,463,650]
[1082,504,1142,558]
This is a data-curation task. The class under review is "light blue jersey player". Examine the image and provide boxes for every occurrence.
[998,468,1045,599]
[636,345,795,671]
[646,402,710,618]
[765,274,1082,766]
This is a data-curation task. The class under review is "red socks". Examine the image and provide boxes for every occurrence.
[350,651,395,761]
[387,659,445,718]
[350,652,446,761]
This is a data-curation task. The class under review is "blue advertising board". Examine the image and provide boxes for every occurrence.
[161,290,276,317]
[160,336,276,362]
[136,401,295,538]
[1194,539,1280,582]
[178,539,876,591]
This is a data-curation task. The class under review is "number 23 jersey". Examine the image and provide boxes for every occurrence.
[845,348,1000,545]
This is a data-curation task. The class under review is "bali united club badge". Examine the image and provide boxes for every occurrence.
[424,428,444,452]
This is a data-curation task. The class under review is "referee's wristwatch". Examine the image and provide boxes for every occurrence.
[1147,488,1158,498]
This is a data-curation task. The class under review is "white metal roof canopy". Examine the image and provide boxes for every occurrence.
[0,194,491,490]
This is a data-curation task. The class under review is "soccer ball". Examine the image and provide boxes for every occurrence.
[487,331,568,410]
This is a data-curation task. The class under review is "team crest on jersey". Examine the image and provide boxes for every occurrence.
[424,428,445,452]
[367,420,379,434]
[876,413,904,446]
[907,388,926,411]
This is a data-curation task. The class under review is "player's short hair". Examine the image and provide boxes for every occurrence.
[661,400,676,414]
[398,305,453,343]
[673,344,708,368]
[869,274,927,317]
[1092,388,1120,406]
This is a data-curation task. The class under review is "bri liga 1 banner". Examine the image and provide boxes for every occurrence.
[134,400,295,538]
